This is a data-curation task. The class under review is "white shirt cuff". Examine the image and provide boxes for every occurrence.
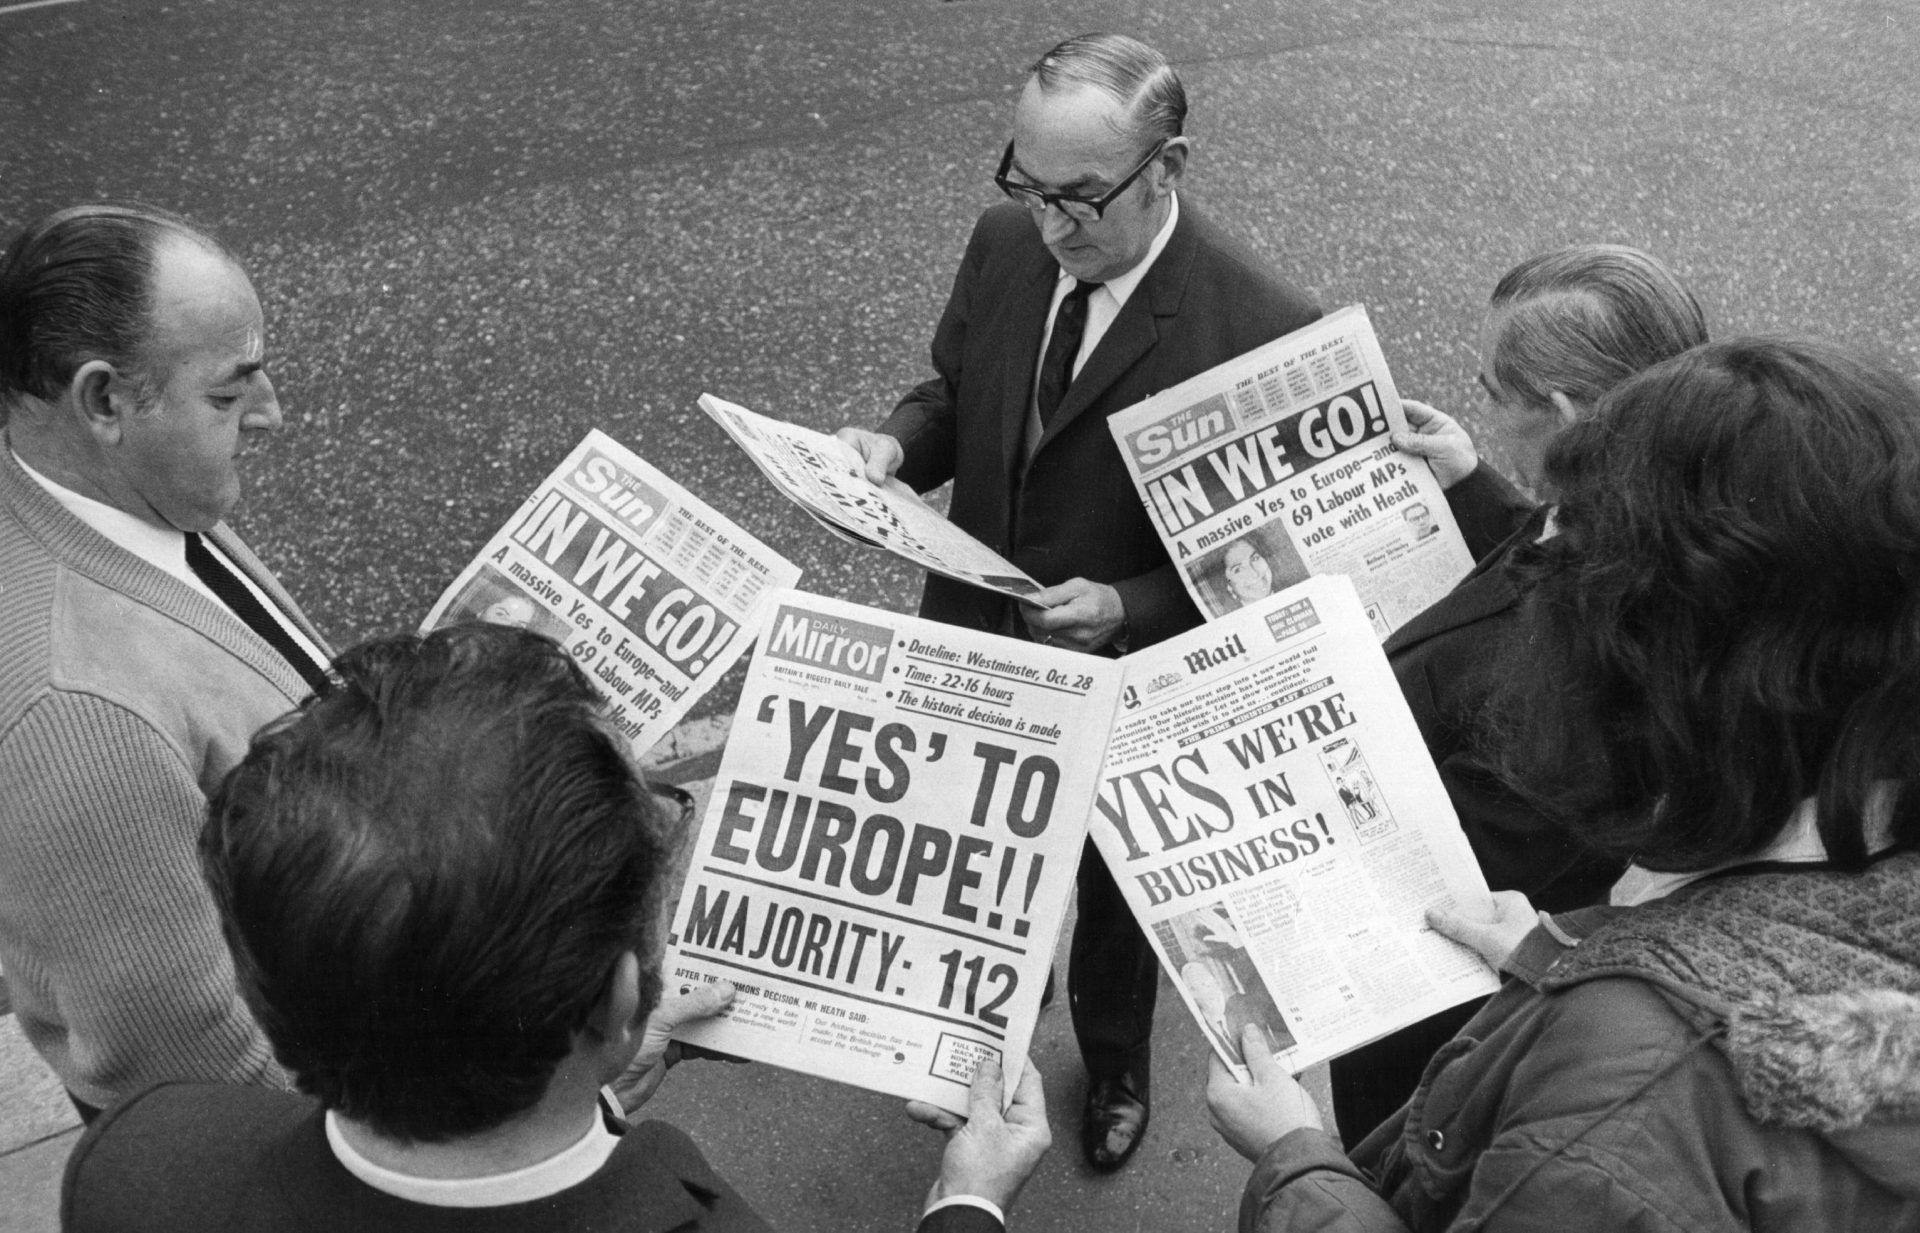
[924,1195,1006,1225]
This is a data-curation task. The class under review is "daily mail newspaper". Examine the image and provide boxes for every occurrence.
[421,430,800,753]
[1090,574,1499,1079]
[1107,307,1474,639]
[698,393,1045,601]
[663,590,1121,1113]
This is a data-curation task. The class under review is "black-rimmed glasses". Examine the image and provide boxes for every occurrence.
[994,138,1167,222]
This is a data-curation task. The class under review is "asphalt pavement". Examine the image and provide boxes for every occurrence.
[3,0,1917,1230]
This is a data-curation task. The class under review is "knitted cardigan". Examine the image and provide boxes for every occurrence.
[0,439,327,1106]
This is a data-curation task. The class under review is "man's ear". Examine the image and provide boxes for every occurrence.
[1153,136,1190,194]
[1548,390,1583,430]
[70,359,135,446]
[586,950,645,1048]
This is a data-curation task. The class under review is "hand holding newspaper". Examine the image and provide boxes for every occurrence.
[420,430,800,753]
[1107,306,1475,639]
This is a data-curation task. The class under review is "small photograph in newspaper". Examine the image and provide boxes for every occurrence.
[1107,306,1475,639]
[698,393,1045,600]
[1093,575,1499,1080]
[663,590,1123,1113]
[421,430,801,754]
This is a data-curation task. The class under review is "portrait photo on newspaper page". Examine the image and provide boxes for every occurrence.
[661,589,1122,1113]
[1091,574,1499,1080]
[1108,306,1473,639]
[421,429,800,754]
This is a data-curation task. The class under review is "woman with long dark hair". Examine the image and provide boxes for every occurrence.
[1211,338,1920,1230]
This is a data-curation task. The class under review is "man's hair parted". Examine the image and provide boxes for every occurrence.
[1487,244,1708,410]
[200,623,677,1143]
[1029,32,1186,146]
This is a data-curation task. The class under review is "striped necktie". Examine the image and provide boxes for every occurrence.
[184,532,330,697]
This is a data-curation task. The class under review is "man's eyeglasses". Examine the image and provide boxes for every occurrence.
[994,139,1167,223]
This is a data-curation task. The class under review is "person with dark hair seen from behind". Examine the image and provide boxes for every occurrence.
[0,203,332,1122]
[1330,244,1710,1144]
[1210,338,1920,1230]
[61,625,1049,1232]
[835,33,1321,1171]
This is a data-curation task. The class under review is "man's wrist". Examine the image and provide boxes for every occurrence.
[925,1194,1007,1225]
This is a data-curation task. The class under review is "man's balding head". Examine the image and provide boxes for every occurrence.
[0,203,229,412]
[0,204,281,531]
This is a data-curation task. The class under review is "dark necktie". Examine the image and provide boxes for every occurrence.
[1037,279,1100,427]
[185,532,330,696]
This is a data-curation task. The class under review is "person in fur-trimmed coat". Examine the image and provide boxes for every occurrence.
[1207,340,1920,1231]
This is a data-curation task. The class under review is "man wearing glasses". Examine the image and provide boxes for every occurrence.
[837,33,1319,1174]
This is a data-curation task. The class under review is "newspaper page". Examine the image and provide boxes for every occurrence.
[699,393,1045,600]
[421,430,800,753]
[1090,574,1499,1079]
[1107,306,1474,639]
[663,590,1120,1112]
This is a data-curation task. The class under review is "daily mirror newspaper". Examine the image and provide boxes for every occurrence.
[421,430,800,753]
[698,393,1045,601]
[1107,306,1474,639]
[663,590,1121,1113]
[1091,574,1499,1079]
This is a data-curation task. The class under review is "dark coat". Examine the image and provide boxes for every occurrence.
[62,1083,1000,1232]
[1242,852,1920,1233]
[880,200,1321,650]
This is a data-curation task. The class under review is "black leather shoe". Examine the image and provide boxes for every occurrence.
[1082,1068,1149,1172]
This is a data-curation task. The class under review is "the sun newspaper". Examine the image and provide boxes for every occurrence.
[662,590,1119,1113]
[697,393,1046,601]
[1107,306,1474,639]
[1091,574,1499,1078]
[421,430,800,753]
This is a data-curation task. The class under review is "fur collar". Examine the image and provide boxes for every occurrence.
[1539,851,1920,1132]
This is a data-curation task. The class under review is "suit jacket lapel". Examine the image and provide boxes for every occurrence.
[999,251,1064,480]
[1029,202,1198,458]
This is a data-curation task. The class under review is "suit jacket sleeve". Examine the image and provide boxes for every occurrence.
[916,1203,1006,1233]
[883,215,994,494]
[0,695,284,1099]
[1442,465,1535,563]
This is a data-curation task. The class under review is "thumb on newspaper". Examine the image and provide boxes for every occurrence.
[1427,890,1537,970]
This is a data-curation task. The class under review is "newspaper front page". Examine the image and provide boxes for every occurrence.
[421,430,800,753]
[1091,574,1499,1079]
[698,393,1045,600]
[664,590,1121,1112]
[1107,306,1474,639]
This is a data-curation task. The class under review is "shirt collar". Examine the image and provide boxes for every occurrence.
[325,1108,623,1209]
[1061,190,1180,309]
[12,449,196,585]
[1611,787,1900,907]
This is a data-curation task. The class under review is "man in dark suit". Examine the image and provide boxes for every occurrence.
[63,625,1048,1232]
[838,33,1320,1171]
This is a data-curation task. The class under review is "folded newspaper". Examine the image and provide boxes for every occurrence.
[665,576,1497,1109]
[697,393,1045,601]
[420,430,801,753]
[1107,306,1474,639]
